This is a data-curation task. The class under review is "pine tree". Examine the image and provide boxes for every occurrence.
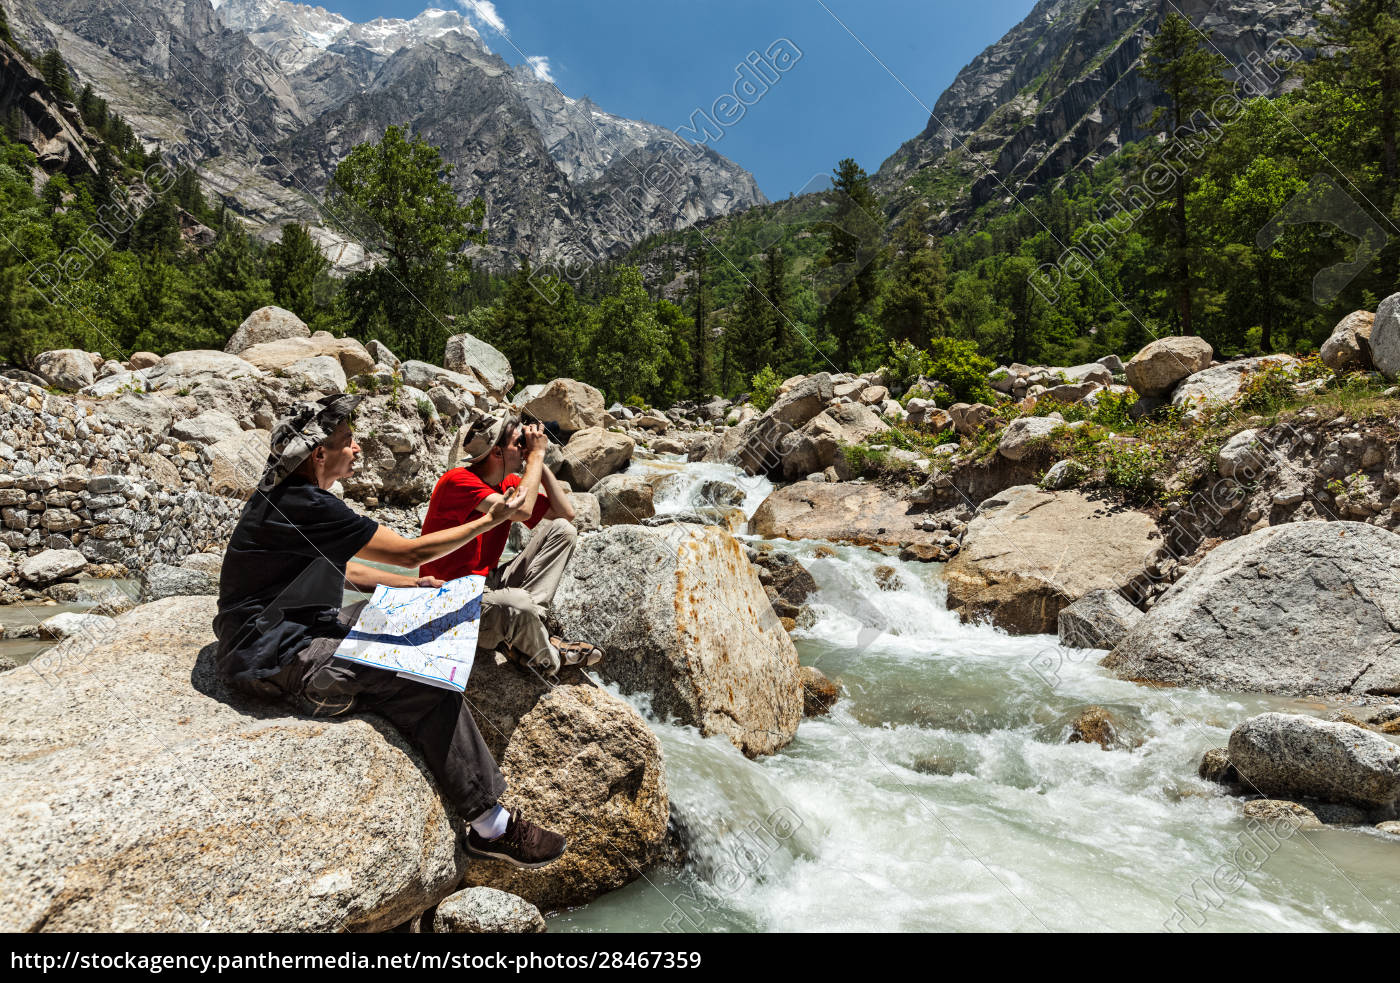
[266,222,329,321]
[878,202,948,348]
[816,158,882,369]
[39,49,73,103]
[1138,12,1228,335]
[688,246,713,396]
[762,245,793,375]
[1305,0,1400,280]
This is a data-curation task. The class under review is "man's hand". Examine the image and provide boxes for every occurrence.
[522,423,548,460]
[486,486,529,524]
[415,576,446,588]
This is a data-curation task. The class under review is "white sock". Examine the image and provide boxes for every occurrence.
[470,804,509,840]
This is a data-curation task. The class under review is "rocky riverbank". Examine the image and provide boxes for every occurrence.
[4,299,1400,931]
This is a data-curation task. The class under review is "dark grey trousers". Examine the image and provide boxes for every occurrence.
[272,600,506,822]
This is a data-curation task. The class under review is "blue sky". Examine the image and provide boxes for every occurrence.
[315,1,1037,197]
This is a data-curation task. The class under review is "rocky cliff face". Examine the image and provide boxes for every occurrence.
[875,0,1321,224]
[4,0,765,263]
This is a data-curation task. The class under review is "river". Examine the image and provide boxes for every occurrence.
[551,455,1400,933]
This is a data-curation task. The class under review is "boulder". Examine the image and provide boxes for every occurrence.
[1102,522,1400,696]
[128,352,161,370]
[568,492,601,533]
[521,379,607,432]
[550,524,803,758]
[1171,355,1298,409]
[145,350,263,390]
[633,413,670,433]
[1041,381,1102,404]
[209,431,272,500]
[1372,293,1400,378]
[170,411,245,447]
[1097,354,1124,374]
[398,361,486,400]
[19,548,86,584]
[33,349,96,392]
[825,401,889,443]
[1125,336,1213,396]
[1059,363,1115,385]
[366,340,400,371]
[948,402,995,436]
[997,416,1062,461]
[1198,748,1239,785]
[285,355,346,394]
[799,665,839,717]
[180,553,225,576]
[1319,311,1375,372]
[1,597,462,932]
[1228,713,1400,811]
[444,333,513,398]
[944,486,1160,635]
[38,611,116,641]
[1057,589,1142,649]
[240,336,374,378]
[141,563,219,602]
[591,473,656,526]
[1216,428,1265,479]
[557,428,634,492]
[224,306,310,355]
[766,373,834,428]
[752,481,941,549]
[460,653,668,909]
[432,887,545,934]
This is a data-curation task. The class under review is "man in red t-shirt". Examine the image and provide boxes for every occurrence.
[422,411,602,673]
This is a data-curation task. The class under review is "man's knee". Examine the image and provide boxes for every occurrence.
[547,516,578,542]
[482,586,545,619]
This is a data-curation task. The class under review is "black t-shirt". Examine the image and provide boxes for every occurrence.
[214,475,379,695]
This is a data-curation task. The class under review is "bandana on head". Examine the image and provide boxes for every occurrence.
[259,393,364,492]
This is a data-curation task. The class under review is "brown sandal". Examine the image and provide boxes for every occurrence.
[550,636,604,667]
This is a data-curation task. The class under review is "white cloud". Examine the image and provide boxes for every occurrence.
[457,1,507,36]
[526,54,554,83]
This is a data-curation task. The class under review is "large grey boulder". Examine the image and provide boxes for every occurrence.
[224,306,310,355]
[399,360,486,399]
[557,428,634,491]
[997,415,1062,460]
[33,350,96,392]
[1371,292,1400,378]
[1,597,462,932]
[444,333,513,398]
[1102,522,1400,696]
[1228,713,1400,811]
[944,486,1161,634]
[38,611,116,641]
[1171,355,1298,409]
[433,887,545,934]
[285,355,346,394]
[520,379,607,432]
[19,548,86,585]
[170,411,245,447]
[1125,336,1213,396]
[145,351,263,390]
[1319,310,1375,372]
[240,334,374,378]
[102,394,162,439]
[460,653,668,910]
[550,524,803,758]
[1057,589,1142,650]
[1216,428,1265,479]
[590,473,656,526]
[766,373,834,428]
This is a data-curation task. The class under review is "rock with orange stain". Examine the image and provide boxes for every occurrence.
[549,523,803,757]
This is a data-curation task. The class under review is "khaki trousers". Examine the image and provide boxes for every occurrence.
[475,517,578,671]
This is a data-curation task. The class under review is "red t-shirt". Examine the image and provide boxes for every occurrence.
[419,470,551,581]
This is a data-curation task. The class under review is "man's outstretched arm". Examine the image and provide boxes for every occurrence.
[355,487,527,569]
[344,563,446,592]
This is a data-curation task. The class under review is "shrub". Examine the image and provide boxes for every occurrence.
[750,364,782,412]
[924,337,995,404]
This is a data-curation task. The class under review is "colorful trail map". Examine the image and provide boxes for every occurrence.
[333,575,485,691]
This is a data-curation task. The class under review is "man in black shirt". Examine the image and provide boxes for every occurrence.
[215,394,566,870]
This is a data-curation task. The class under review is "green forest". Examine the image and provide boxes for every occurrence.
[2,2,1397,408]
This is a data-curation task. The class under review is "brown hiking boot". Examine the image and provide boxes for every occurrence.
[465,809,567,869]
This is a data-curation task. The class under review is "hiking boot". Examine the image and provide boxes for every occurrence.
[464,809,567,869]
[552,636,605,667]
